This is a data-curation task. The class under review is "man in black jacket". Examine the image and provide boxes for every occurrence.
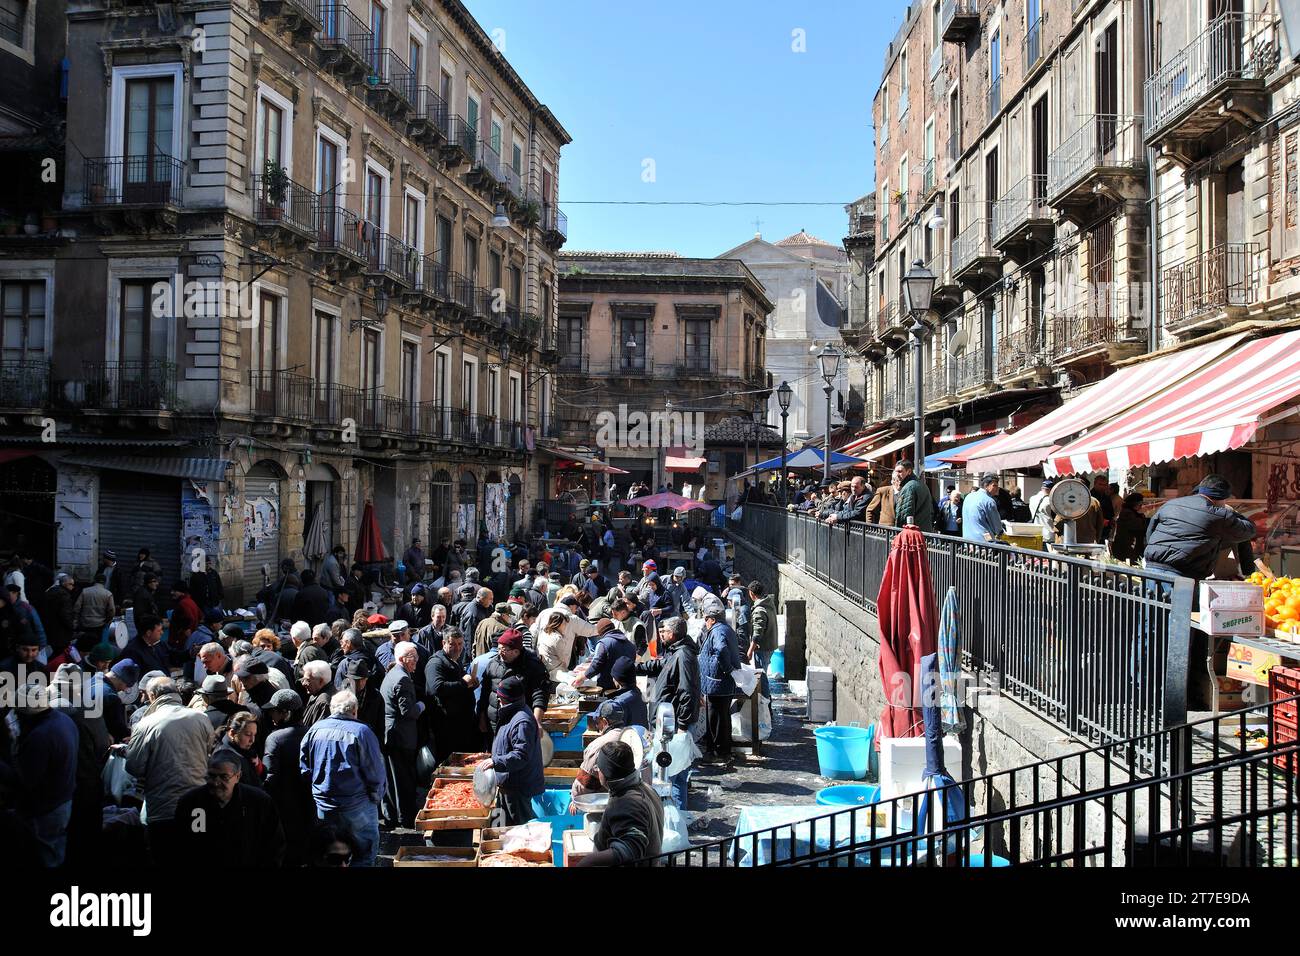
[261,688,311,866]
[397,582,433,631]
[458,587,495,644]
[117,614,172,675]
[476,628,549,741]
[292,569,332,627]
[423,628,479,762]
[174,752,285,866]
[636,615,700,811]
[573,741,664,867]
[379,642,423,828]
[1143,475,1259,595]
[40,574,76,652]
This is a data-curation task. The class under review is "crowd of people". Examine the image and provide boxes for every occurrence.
[0,517,772,869]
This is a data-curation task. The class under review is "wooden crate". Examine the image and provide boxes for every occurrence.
[420,778,491,820]
[563,828,596,867]
[434,752,493,778]
[415,810,491,832]
[392,845,479,867]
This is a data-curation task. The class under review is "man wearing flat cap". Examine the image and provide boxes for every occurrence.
[572,741,664,867]
[1143,474,1262,591]
[476,674,544,827]
[263,687,311,865]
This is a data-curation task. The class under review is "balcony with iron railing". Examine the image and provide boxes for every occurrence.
[879,210,891,246]
[315,2,372,79]
[441,115,477,165]
[259,0,321,38]
[1047,114,1145,214]
[314,204,368,264]
[501,161,524,201]
[927,250,962,313]
[929,43,943,80]
[557,352,588,374]
[84,154,185,206]
[248,369,314,421]
[987,75,1002,124]
[940,0,978,42]
[1161,243,1260,335]
[83,361,178,411]
[921,158,936,199]
[997,316,1050,381]
[947,131,960,166]
[954,345,992,393]
[1023,16,1043,72]
[444,271,475,312]
[407,86,449,143]
[251,173,318,236]
[991,173,1051,256]
[1050,307,1143,364]
[0,360,50,408]
[925,359,954,405]
[416,256,449,301]
[363,47,415,112]
[951,219,998,285]
[362,230,418,288]
[899,85,910,120]
[1144,13,1274,156]
[541,203,568,246]
[470,137,504,190]
[676,356,719,378]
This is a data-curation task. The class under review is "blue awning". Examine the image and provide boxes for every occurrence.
[924,435,1000,472]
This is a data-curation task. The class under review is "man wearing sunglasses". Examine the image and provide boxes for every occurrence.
[173,752,286,866]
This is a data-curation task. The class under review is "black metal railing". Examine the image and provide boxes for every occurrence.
[249,369,313,420]
[362,230,418,288]
[316,1,371,63]
[1145,13,1273,139]
[408,85,448,136]
[315,204,367,260]
[501,160,524,200]
[676,357,718,377]
[0,359,50,407]
[542,203,568,239]
[954,345,991,391]
[940,0,978,42]
[1047,114,1144,199]
[363,47,415,108]
[922,158,936,197]
[418,256,449,299]
[633,695,1297,867]
[83,360,178,410]
[1161,243,1260,329]
[992,173,1049,244]
[730,505,1195,770]
[261,0,320,26]
[84,155,185,206]
[558,353,587,373]
[1024,16,1043,70]
[473,137,504,184]
[251,173,318,233]
[1050,311,1140,360]
[445,271,475,311]
[952,219,991,275]
[443,115,477,157]
[987,75,1001,122]
[997,316,1049,378]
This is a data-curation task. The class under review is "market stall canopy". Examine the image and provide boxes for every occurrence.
[623,491,714,512]
[857,432,927,463]
[923,435,1000,472]
[965,333,1247,473]
[1046,329,1300,477]
[751,446,867,471]
[837,428,893,456]
[930,408,1046,445]
[664,454,708,472]
[540,446,628,474]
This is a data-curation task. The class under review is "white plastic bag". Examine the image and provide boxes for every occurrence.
[731,663,759,698]
[650,722,700,777]
[102,752,138,803]
[732,694,773,742]
[660,803,691,853]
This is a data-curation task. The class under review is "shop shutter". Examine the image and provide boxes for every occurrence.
[243,475,282,598]
[99,472,182,587]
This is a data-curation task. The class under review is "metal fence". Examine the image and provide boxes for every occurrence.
[83,360,178,410]
[84,154,185,206]
[1047,114,1144,200]
[1161,243,1260,329]
[733,505,1194,769]
[634,696,1297,867]
[0,360,50,407]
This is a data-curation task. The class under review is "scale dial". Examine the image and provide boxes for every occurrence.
[1050,478,1092,520]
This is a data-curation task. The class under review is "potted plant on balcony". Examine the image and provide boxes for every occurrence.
[262,160,290,220]
[520,199,542,228]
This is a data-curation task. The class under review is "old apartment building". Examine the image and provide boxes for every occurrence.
[0,0,568,600]
[853,0,1298,490]
[555,252,772,497]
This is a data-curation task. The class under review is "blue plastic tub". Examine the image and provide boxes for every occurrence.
[530,788,573,817]
[814,724,872,780]
[533,814,583,867]
[549,721,587,753]
[815,784,881,807]
[768,648,786,679]
[964,854,1011,868]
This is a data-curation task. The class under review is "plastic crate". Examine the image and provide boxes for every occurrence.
[1273,724,1298,776]
[1269,665,1300,733]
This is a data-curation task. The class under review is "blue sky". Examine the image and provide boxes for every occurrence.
[463,0,908,257]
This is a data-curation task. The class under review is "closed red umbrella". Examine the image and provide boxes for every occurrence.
[876,526,938,739]
[354,500,386,564]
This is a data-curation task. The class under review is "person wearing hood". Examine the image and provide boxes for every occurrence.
[125,676,214,865]
[664,566,694,618]
[638,572,673,635]
[398,582,433,631]
[476,628,549,740]
[574,600,639,690]
[572,741,664,867]
[91,657,138,742]
[11,679,80,866]
[476,674,544,827]
[697,598,741,765]
[424,627,479,763]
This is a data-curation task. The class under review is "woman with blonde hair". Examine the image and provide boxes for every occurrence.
[252,628,281,652]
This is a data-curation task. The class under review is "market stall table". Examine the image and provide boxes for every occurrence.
[731,803,914,867]
[1190,612,1300,714]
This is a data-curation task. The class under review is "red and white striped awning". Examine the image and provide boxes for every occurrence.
[965,334,1247,473]
[931,408,1044,444]
[1045,330,1300,477]
[838,428,893,456]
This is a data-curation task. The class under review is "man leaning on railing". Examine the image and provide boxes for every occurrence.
[824,475,870,526]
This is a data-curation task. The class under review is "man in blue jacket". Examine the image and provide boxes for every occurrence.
[299,688,386,866]
[477,675,544,826]
[697,599,741,765]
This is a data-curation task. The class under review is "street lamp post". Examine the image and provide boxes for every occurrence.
[903,259,936,474]
[777,380,793,505]
[817,344,841,487]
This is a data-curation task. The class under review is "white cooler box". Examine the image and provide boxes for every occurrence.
[879,735,963,800]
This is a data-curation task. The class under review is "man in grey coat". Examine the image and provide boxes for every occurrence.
[124,676,214,865]
[379,641,423,828]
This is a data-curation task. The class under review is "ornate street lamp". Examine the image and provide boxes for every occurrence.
[903,258,937,471]
[817,344,841,486]
[777,380,793,505]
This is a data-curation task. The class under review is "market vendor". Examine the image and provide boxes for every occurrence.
[477,675,544,827]
[1143,475,1261,598]
[572,741,664,867]
[572,599,638,689]
[608,657,648,729]
[570,700,652,803]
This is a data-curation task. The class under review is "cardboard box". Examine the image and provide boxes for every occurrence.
[1200,580,1265,612]
[1206,608,1265,637]
[1227,641,1284,686]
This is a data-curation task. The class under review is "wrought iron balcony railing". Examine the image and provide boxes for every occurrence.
[992,173,1049,245]
[987,75,1002,123]
[315,204,367,260]
[83,361,178,410]
[249,369,314,420]
[952,219,992,276]
[1145,13,1273,140]
[1050,311,1142,360]
[1047,114,1144,200]
[0,360,50,408]
[1161,243,1260,330]
[363,47,415,108]
[362,230,418,288]
[84,155,185,206]
[1023,16,1043,71]
[316,2,372,64]
[542,204,568,239]
[997,316,1050,379]
[251,173,318,233]
[954,346,991,392]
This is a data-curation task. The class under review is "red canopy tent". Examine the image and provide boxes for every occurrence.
[354,500,386,564]
[876,526,938,739]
